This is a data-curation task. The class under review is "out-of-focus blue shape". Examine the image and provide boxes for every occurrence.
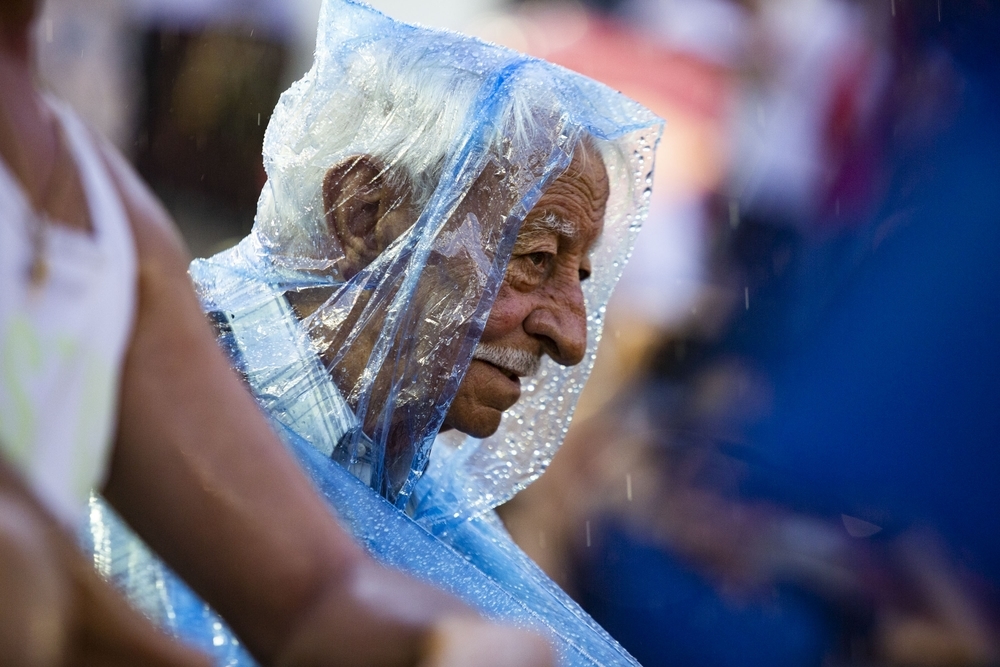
[746,5,1000,579]
[577,524,832,667]
[85,0,662,664]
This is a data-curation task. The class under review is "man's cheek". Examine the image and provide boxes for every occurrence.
[481,285,532,343]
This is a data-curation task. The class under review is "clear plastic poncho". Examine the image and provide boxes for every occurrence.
[84,1,662,665]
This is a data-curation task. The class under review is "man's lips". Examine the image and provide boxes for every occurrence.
[477,359,521,385]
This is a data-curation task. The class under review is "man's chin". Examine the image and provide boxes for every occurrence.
[440,405,503,439]
[440,360,522,438]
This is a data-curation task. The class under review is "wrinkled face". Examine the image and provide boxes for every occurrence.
[442,143,609,437]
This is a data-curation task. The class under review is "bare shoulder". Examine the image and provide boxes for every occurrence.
[94,137,192,279]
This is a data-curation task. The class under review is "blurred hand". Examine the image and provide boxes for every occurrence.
[418,618,554,667]
[876,531,998,667]
[272,558,554,667]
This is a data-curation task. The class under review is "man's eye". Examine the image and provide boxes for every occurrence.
[526,252,550,268]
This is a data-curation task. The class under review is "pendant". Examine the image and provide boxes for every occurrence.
[28,212,49,288]
[29,253,48,286]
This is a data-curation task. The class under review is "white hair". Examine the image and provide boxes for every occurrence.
[254,27,540,272]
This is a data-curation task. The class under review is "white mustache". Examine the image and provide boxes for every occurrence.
[472,344,541,378]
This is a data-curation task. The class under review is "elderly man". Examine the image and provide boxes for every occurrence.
[87,1,661,665]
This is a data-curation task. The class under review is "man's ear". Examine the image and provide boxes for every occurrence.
[322,156,413,278]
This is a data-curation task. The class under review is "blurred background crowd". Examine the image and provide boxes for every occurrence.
[35,0,1000,665]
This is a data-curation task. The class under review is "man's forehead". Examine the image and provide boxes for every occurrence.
[517,140,609,247]
[560,138,610,198]
[517,210,602,250]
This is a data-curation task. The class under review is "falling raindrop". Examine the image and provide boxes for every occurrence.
[626,473,633,501]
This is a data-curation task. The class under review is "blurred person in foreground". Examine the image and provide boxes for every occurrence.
[0,0,558,664]
[81,1,661,665]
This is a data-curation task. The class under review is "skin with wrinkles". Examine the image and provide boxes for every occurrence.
[443,143,609,437]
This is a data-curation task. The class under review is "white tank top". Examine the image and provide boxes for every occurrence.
[0,100,137,525]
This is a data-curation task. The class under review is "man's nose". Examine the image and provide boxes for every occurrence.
[524,283,587,367]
